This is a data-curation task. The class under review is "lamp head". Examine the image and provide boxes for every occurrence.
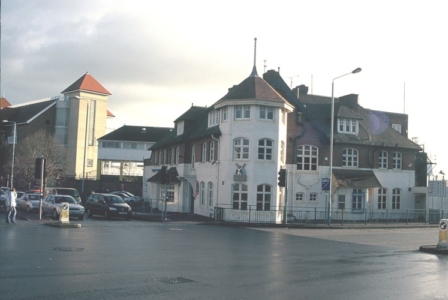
[352,68,362,74]
[2,120,9,123]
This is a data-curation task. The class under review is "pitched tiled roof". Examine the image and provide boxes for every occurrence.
[215,70,292,106]
[107,110,115,117]
[0,97,11,108]
[98,125,173,142]
[61,72,111,95]
[333,169,382,188]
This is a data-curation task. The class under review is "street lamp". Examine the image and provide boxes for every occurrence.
[328,67,362,225]
[2,120,17,188]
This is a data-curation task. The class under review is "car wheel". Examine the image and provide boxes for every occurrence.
[104,210,110,220]
[78,215,84,220]
[53,209,58,219]
[26,206,30,213]
[87,208,93,217]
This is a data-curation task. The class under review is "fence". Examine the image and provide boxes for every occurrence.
[214,205,447,225]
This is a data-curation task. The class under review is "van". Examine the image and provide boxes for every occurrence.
[49,188,81,204]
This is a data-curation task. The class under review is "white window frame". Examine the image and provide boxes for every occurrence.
[392,152,402,170]
[392,124,402,133]
[379,151,388,169]
[392,188,401,209]
[175,147,179,165]
[202,142,207,162]
[221,107,228,122]
[295,192,304,201]
[233,138,250,160]
[208,182,213,207]
[338,118,359,134]
[235,105,251,120]
[259,106,274,120]
[200,181,205,206]
[208,110,219,127]
[352,189,364,210]
[309,193,317,201]
[256,184,271,211]
[209,141,215,162]
[343,148,359,167]
[296,145,318,171]
[258,138,273,160]
[232,183,248,210]
[378,188,387,209]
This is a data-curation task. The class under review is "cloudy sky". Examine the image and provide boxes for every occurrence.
[2,0,447,175]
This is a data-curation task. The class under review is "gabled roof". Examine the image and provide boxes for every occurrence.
[61,72,111,95]
[0,99,57,124]
[98,125,173,142]
[0,97,11,108]
[215,69,292,106]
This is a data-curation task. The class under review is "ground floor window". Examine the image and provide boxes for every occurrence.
[232,184,248,210]
[161,183,175,202]
[392,188,401,209]
[256,184,271,211]
[352,189,364,210]
[338,195,345,210]
[378,188,387,209]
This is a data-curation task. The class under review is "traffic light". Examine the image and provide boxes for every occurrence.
[278,169,286,187]
[35,157,46,180]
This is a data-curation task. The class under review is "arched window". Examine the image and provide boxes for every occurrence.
[234,138,249,160]
[232,183,248,210]
[379,151,388,169]
[258,139,273,160]
[256,184,271,211]
[208,182,213,206]
[392,188,401,209]
[209,141,215,162]
[199,182,205,206]
[296,145,318,171]
[392,152,402,170]
[343,148,358,167]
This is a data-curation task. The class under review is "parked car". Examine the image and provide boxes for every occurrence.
[111,190,144,207]
[42,194,85,220]
[17,193,41,212]
[28,186,41,193]
[15,191,26,206]
[48,188,82,204]
[85,193,132,220]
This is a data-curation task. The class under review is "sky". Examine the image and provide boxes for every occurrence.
[2,0,447,176]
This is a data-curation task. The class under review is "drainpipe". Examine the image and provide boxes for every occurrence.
[211,134,220,208]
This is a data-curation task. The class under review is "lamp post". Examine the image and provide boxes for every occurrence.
[2,120,17,188]
[328,68,362,225]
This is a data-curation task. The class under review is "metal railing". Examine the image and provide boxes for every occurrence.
[214,205,447,225]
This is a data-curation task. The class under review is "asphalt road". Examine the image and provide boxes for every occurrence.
[1,212,447,300]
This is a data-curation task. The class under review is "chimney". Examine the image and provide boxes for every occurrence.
[292,84,309,98]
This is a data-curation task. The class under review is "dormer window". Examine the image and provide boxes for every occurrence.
[208,110,219,127]
[177,121,184,135]
[338,118,358,134]
[392,124,401,133]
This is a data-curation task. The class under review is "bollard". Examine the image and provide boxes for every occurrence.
[437,219,448,249]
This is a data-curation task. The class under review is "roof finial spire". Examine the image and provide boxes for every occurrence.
[250,37,259,77]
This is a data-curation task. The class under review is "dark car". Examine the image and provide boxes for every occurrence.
[110,191,144,207]
[85,193,132,220]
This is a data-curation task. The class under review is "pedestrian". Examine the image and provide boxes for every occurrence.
[6,188,17,224]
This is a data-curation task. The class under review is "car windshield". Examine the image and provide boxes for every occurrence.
[56,189,80,197]
[28,195,40,200]
[54,196,77,204]
[105,196,124,204]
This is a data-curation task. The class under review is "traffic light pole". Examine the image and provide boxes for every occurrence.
[282,177,288,225]
[278,168,288,224]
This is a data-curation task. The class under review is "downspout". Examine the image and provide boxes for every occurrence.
[211,134,220,208]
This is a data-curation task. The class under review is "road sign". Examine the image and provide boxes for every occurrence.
[60,202,69,223]
[440,221,447,231]
[322,178,330,191]
[428,180,446,197]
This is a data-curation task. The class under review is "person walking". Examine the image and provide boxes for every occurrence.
[6,188,17,224]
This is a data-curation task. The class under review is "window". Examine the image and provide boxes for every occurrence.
[165,183,175,202]
[209,141,215,162]
[259,106,274,120]
[208,110,219,127]
[123,142,137,149]
[208,182,213,207]
[102,141,120,148]
[154,151,159,165]
[343,148,358,167]
[87,159,93,167]
[338,118,358,134]
[235,105,250,119]
[379,151,388,169]
[392,188,401,209]
[296,193,304,201]
[309,193,317,201]
[175,147,180,165]
[392,124,402,133]
[200,182,205,206]
[392,152,402,169]
[232,184,248,210]
[296,145,318,171]
[258,139,273,160]
[296,111,303,123]
[171,148,175,165]
[221,107,228,122]
[338,195,346,210]
[191,145,196,168]
[256,184,271,211]
[177,121,184,135]
[352,189,364,210]
[378,188,387,209]
[202,143,207,162]
[234,138,249,160]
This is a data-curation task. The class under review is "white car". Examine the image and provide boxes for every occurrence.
[42,195,85,220]
[17,193,41,213]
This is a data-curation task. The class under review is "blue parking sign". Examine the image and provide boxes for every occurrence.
[322,178,330,191]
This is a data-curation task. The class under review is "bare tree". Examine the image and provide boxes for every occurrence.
[122,160,139,183]
[13,130,70,189]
